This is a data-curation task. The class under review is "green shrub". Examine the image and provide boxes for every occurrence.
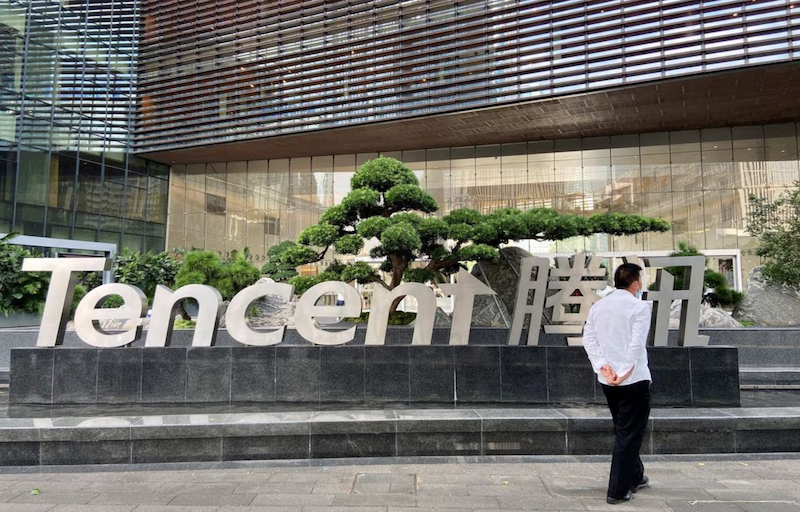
[0,233,49,316]
[653,242,744,309]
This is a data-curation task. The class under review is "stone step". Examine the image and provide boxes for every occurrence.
[740,367,800,388]
[0,406,798,466]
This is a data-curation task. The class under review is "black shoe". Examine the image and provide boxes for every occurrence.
[631,475,649,493]
[606,490,633,504]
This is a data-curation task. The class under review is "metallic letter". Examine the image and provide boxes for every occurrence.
[366,283,435,345]
[74,283,147,347]
[507,256,550,346]
[227,282,294,346]
[642,256,709,347]
[295,281,361,345]
[543,254,606,345]
[146,284,223,347]
[21,257,110,347]
[439,269,496,345]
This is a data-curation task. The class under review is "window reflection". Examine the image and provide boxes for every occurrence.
[166,123,800,264]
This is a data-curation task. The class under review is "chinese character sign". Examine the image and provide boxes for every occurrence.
[542,254,607,345]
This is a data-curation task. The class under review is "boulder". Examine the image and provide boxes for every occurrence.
[733,266,800,327]
[408,307,452,327]
[668,300,743,329]
[236,294,297,328]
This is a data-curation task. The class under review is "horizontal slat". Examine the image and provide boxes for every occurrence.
[135,0,800,153]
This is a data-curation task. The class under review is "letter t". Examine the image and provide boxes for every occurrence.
[21,257,110,347]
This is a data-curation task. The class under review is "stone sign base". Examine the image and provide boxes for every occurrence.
[1,405,796,466]
[10,345,740,407]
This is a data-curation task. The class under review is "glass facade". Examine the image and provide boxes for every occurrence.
[0,0,168,251]
[167,122,800,281]
[138,0,800,152]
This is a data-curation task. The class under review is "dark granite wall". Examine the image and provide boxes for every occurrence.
[9,345,740,407]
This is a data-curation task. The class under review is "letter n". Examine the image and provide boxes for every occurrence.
[366,283,435,345]
[145,284,223,347]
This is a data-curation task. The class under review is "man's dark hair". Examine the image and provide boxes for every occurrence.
[614,263,642,289]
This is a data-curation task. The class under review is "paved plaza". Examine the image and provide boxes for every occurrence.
[0,456,800,511]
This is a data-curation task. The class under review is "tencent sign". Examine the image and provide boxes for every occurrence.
[22,255,709,349]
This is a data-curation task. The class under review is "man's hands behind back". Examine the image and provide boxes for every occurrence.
[600,365,634,386]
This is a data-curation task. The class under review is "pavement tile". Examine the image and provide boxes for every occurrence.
[156,482,238,494]
[304,507,387,512]
[737,503,800,512]
[644,478,727,489]
[631,488,715,500]
[88,493,175,506]
[332,492,416,507]
[467,484,551,496]
[0,492,22,504]
[311,482,354,494]
[357,473,416,484]
[235,482,315,494]
[388,509,476,512]
[0,505,54,512]
[217,507,300,512]
[7,482,87,494]
[168,492,256,506]
[130,506,218,512]
[415,483,469,495]
[495,495,588,509]
[80,482,163,494]
[268,472,345,483]
[664,500,699,512]
[417,473,499,485]
[688,504,747,512]
[718,479,800,490]
[250,493,335,506]
[47,505,134,512]
[9,493,98,505]
[706,489,798,501]
[354,482,392,493]
[389,482,415,493]
[580,497,674,510]
[416,494,501,508]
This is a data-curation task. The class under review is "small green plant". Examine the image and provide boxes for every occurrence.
[739,319,757,327]
[112,248,182,301]
[70,284,87,318]
[101,295,125,309]
[173,248,262,320]
[173,318,196,329]
[343,311,416,325]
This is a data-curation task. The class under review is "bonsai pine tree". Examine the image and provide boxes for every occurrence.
[271,156,670,312]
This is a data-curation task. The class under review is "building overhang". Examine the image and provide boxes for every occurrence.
[139,62,800,165]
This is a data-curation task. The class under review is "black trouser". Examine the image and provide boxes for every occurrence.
[601,380,651,499]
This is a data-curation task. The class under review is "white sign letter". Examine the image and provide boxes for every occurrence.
[295,281,361,346]
[74,283,147,347]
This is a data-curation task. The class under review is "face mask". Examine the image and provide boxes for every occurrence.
[635,289,643,300]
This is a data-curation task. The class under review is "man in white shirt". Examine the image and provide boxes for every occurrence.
[582,263,652,505]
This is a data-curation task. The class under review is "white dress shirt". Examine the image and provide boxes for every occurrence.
[582,289,652,386]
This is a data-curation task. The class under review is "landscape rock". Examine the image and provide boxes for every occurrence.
[733,266,800,327]
[668,300,742,329]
